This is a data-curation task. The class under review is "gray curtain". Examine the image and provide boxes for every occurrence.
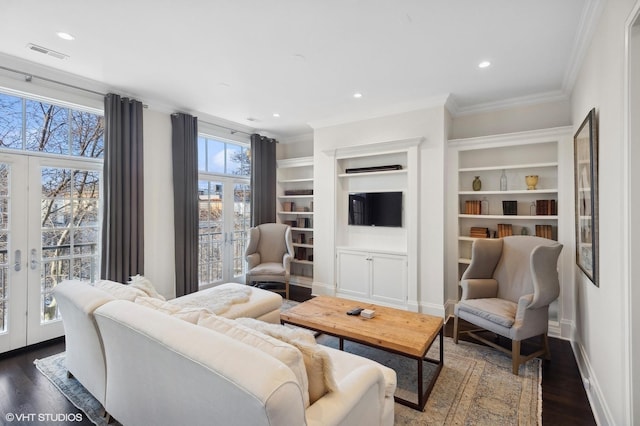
[171,113,199,297]
[101,94,144,283]
[250,133,277,225]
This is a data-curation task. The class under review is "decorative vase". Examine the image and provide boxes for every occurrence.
[525,175,538,190]
[472,176,482,191]
[500,169,508,191]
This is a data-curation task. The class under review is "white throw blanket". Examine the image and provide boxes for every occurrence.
[169,285,252,315]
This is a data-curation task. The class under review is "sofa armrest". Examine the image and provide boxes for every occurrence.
[247,253,260,270]
[460,278,498,300]
[305,365,386,426]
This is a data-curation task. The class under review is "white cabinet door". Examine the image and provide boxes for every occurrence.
[336,250,370,298]
[370,253,407,304]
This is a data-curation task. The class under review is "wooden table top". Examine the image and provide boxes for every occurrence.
[280,296,443,358]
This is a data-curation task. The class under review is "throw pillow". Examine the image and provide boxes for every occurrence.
[236,317,338,404]
[94,280,147,301]
[197,313,311,408]
[128,275,166,300]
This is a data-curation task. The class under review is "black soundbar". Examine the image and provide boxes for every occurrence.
[345,164,403,174]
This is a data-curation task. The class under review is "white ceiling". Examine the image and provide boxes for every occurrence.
[0,0,600,139]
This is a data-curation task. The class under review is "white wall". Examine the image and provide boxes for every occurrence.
[570,0,637,424]
[312,105,447,313]
[142,109,176,299]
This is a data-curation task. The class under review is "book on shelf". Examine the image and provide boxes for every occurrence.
[469,227,490,238]
[464,200,482,215]
[282,201,294,212]
[535,225,554,239]
[497,223,513,238]
[535,200,557,215]
[297,217,311,228]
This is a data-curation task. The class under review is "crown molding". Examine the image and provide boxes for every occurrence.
[562,0,606,94]
[452,90,570,117]
[308,93,451,130]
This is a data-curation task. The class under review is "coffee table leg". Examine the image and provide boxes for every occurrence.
[394,325,444,411]
[339,337,344,351]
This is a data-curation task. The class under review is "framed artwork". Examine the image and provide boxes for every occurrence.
[574,108,599,286]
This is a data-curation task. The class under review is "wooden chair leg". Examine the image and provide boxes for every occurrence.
[512,340,521,375]
[453,315,460,344]
[285,280,289,300]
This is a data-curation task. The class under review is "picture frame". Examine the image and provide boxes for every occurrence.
[574,108,599,286]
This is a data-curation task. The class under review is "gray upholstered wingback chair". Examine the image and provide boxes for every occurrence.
[245,223,294,300]
[453,235,563,375]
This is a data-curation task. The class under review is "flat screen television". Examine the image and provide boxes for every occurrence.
[348,192,402,227]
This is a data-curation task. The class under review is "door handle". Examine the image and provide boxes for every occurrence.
[14,249,21,271]
[30,248,39,270]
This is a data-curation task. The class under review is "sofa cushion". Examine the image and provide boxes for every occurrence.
[94,280,148,301]
[134,297,209,324]
[236,318,338,404]
[128,275,165,300]
[198,314,311,408]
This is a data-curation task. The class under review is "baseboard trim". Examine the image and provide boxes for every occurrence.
[571,333,613,425]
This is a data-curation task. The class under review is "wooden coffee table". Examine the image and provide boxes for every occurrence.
[280,295,443,411]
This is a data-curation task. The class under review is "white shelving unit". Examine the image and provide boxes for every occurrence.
[447,127,574,338]
[325,137,422,311]
[277,157,314,288]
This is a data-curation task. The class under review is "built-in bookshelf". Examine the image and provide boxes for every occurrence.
[448,127,574,337]
[276,157,314,288]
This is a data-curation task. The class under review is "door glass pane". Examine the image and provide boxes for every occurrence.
[40,167,101,323]
[0,164,9,332]
[233,183,250,278]
[198,180,223,285]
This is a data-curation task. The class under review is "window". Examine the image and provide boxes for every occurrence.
[0,90,104,332]
[0,92,104,158]
[198,136,250,177]
[197,136,251,287]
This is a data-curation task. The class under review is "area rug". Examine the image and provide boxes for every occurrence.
[318,335,541,425]
[34,354,121,426]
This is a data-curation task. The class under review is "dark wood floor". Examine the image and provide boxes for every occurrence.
[0,284,595,425]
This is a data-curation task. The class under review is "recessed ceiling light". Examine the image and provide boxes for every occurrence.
[478,61,491,69]
[273,113,280,118]
[353,93,363,99]
[56,32,75,41]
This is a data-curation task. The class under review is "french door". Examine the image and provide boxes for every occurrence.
[0,153,101,353]
[198,176,251,288]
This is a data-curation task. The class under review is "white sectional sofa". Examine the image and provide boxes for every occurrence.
[94,300,396,426]
[55,280,397,425]
[54,280,282,412]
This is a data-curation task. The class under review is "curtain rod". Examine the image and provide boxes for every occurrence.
[0,65,105,97]
[183,116,277,142]
[0,65,273,140]
[197,118,254,137]
[0,65,150,108]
